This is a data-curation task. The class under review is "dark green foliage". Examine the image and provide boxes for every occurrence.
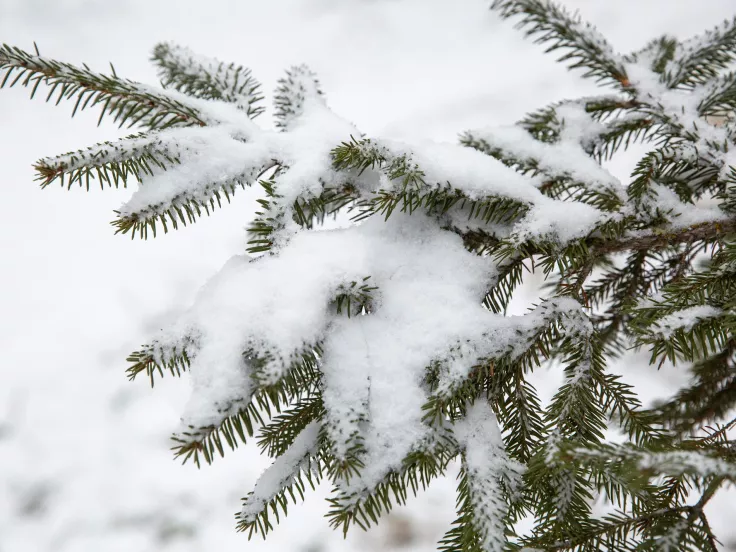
[0,43,205,129]
[34,132,180,190]
[237,444,327,538]
[327,436,458,534]
[126,344,192,385]
[333,137,529,224]
[491,0,629,87]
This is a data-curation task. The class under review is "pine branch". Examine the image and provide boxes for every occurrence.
[332,137,529,225]
[592,114,656,161]
[257,396,324,457]
[152,42,264,118]
[593,218,736,256]
[490,0,630,87]
[125,343,192,386]
[593,372,662,445]
[627,144,705,204]
[697,71,736,118]
[34,132,180,189]
[172,344,322,467]
[649,344,736,434]
[273,65,324,130]
[482,257,528,313]
[459,128,624,211]
[0,43,206,129]
[4,5,736,549]
[625,35,679,75]
[667,16,736,87]
[246,176,358,254]
[524,506,689,551]
[518,96,637,137]
[291,182,360,230]
[567,443,736,483]
[458,220,733,307]
[237,422,325,538]
[173,398,265,467]
[333,277,378,317]
[469,96,654,164]
[635,307,733,366]
[438,465,505,552]
[327,437,457,535]
[114,160,278,239]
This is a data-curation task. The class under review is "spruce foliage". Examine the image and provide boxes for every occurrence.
[2,1,736,550]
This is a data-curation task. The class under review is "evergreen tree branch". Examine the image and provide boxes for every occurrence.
[173,399,264,467]
[490,0,630,87]
[459,128,624,212]
[0,43,207,129]
[125,343,192,386]
[591,218,735,255]
[152,42,265,118]
[273,65,324,131]
[237,423,325,538]
[667,16,736,87]
[327,437,458,535]
[698,71,736,117]
[332,137,530,225]
[523,506,690,551]
[34,132,180,189]
[257,396,324,457]
[114,161,278,239]
[5,5,736,549]
[625,35,679,75]
[649,344,736,434]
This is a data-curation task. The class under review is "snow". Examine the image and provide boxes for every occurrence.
[317,214,495,490]
[625,59,731,147]
[272,99,359,204]
[2,1,736,552]
[465,120,623,196]
[240,421,322,524]
[376,138,607,242]
[644,183,730,229]
[653,305,723,337]
[118,127,275,216]
[165,202,589,503]
[516,198,605,242]
[383,138,541,202]
[115,86,358,236]
[453,401,524,552]
[167,211,502,491]
[638,450,736,478]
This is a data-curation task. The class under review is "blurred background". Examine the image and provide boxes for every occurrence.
[1,0,735,550]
